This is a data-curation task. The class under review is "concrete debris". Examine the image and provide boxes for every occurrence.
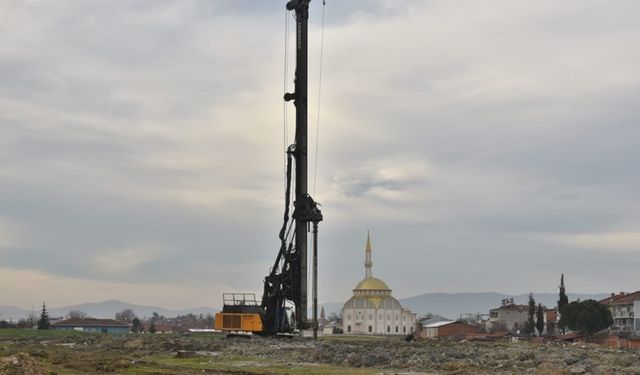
[1,333,639,374]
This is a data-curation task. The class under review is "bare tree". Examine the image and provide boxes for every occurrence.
[26,309,38,328]
[115,308,136,323]
[326,312,343,323]
[66,310,89,319]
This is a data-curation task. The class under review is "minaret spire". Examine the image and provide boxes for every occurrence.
[364,230,372,278]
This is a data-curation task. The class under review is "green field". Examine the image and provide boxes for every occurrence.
[0,329,86,338]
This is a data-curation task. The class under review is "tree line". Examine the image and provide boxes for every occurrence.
[0,304,215,333]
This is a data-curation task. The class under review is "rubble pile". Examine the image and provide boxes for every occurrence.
[1,333,639,374]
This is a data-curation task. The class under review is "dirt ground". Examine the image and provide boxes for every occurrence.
[1,330,640,374]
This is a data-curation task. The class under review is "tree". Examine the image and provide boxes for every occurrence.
[558,274,569,334]
[327,312,343,323]
[205,314,214,327]
[66,310,89,319]
[561,299,613,336]
[115,308,136,323]
[525,293,536,336]
[37,302,51,330]
[149,320,157,334]
[131,317,143,333]
[536,303,545,336]
[27,309,38,328]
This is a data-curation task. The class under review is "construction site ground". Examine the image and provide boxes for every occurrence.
[1,329,640,374]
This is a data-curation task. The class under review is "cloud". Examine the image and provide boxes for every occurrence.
[0,217,26,249]
[0,267,218,310]
[546,230,640,252]
[1,0,640,308]
[93,243,166,274]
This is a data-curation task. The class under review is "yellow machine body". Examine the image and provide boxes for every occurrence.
[214,294,265,334]
[214,312,263,333]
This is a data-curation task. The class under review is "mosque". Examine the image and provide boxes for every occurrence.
[342,232,417,335]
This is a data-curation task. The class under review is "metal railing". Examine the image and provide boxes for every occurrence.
[222,293,260,306]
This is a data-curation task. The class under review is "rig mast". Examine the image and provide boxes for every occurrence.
[261,0,322,334]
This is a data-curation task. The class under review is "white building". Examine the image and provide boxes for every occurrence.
[342,232,416,335]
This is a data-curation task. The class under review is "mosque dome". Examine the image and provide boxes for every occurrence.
[354,277,391,291]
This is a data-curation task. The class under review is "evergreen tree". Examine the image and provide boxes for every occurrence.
[131,317,143,333]
[536,303,545,336]
[524,293,536,336]
[37,302,50,330]
[557,274,569,334]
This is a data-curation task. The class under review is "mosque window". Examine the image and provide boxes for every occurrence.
[411,326,414,332]
[403,326,406,333]
[347,325,351,333]
[368,325,372,333]
[387,326,390,333]
[395,326,398,333]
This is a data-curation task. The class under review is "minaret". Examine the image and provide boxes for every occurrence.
[365,231,373,278]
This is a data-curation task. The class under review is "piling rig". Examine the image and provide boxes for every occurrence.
[214,0,323,336]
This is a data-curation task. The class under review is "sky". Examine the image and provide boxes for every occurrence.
[1,0,640,310]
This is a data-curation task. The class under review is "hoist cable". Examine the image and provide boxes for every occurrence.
[312,0,326,197]
[283,9,290,193]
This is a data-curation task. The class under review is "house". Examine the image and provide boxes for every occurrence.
[52,318,129,334]
[599,291,640,334]
[420,321,479,339]
[322,321,342,335]
[544,308,558,335]
[488,301,528,334]
[418,316,452,329]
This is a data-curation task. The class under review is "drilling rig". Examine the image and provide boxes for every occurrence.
[214,0,323,336]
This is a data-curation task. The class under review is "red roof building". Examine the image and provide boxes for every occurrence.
[599,291,640,333]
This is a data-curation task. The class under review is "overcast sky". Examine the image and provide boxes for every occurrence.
[1,0,639,310]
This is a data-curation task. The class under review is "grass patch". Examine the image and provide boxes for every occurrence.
[0,328,86,337]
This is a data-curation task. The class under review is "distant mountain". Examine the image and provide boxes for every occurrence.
[3,292,610,322]
[0,300,216,321]
[0,305,30,322]
[320,292,609,320]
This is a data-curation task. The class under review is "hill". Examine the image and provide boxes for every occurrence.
[320,292,609,320]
